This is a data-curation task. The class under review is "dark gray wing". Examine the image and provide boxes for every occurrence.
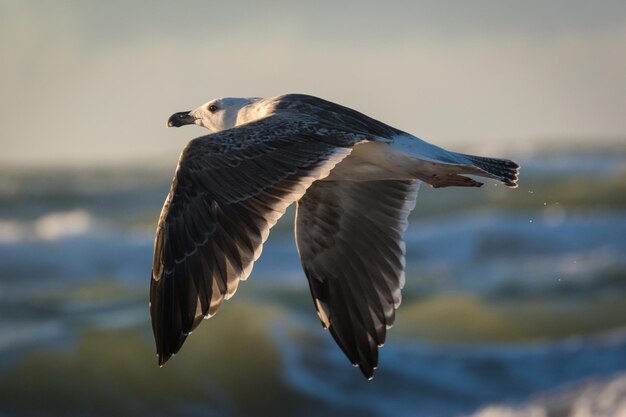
[274,94,403,140]
[151,115,361,366]
[295,179,420,379]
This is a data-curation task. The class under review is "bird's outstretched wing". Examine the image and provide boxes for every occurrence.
[151,115,362,365]
[295,179,420,379]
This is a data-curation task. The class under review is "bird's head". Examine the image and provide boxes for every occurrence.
[167,97,263,132]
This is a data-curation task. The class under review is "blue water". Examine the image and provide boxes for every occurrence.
[0,150,625,416]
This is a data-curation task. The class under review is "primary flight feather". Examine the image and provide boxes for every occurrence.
[151,94,519,379]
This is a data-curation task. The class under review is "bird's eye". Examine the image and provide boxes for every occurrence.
[208,104,218,113]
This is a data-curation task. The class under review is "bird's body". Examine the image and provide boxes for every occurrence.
[152,94,519,379]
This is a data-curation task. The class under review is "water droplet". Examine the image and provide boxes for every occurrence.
[543,204,566,227]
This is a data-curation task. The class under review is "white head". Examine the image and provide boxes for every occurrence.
[167,97,263,132]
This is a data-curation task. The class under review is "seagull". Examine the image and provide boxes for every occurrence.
[151,94,519,379]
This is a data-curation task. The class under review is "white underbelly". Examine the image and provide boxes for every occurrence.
[324,135,471,182]
[324,142,407,181]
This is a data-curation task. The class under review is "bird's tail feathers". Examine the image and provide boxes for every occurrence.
[460,153,520,187]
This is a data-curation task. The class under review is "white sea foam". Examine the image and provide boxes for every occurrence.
[0,209,153,284]
[0,209,96,242]
[402,211,626,295]
[34,209,93,240]
[472,373,626,417]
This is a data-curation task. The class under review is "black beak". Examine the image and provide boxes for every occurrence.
[167,111,196,127]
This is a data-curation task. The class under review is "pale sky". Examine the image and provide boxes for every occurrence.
[1,0,625,167]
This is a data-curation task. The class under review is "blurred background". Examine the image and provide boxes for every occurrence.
[1,1,626,416]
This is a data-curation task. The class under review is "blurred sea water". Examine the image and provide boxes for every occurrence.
[0,148,625,417]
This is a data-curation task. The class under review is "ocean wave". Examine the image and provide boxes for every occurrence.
[403,211,626,296]
[273,321,626,417]
[0,210,625,297]
[471,372,626,417]
[1,283,626,416]
[0,209,153,284]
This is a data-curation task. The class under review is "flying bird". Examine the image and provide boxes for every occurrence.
[151,94,519,379]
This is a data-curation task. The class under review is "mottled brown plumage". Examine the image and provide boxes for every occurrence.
[151,94,519,379]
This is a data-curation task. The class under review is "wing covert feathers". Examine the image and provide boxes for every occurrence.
[150,116,358,366]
